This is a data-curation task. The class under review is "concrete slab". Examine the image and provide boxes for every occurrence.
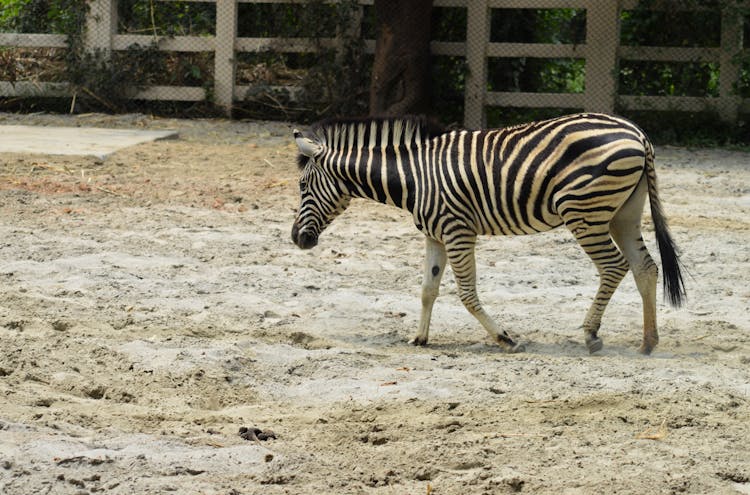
[0,125,178,159]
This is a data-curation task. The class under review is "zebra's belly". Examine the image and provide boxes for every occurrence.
[480,215,564,236]
[475,200,564,236]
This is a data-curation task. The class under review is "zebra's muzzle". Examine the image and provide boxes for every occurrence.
[291,223,318,249]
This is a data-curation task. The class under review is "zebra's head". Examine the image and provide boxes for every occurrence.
[291,129,351,249]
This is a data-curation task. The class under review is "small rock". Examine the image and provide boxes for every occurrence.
[370,436,388,446]
[414,467,433,481]
[239,426,276,441]
[51,320,70,332]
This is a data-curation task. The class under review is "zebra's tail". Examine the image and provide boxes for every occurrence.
[643,139,686,307]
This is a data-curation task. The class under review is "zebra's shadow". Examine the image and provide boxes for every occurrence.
[398,336,650,360]
[525,339,647,358]
[330,327,657,360]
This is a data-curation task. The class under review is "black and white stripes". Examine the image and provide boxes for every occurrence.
[291,113,685,354]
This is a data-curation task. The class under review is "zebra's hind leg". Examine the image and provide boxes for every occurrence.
[445,236,525,353]
[566,220,630,354]
[411,237,447,346]
[610,176,660,354]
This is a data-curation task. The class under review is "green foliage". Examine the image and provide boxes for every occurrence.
[235,0,368,121]
[484,9,585,102]
[1,0,31,32]
[430,55,466,126]
[618,5,723,98]
[480,1,748,146]
[1,0,747,145]
[427,7,468,126]
[431,7,466,42]
[237,1,346,38]
[118,0,215,36]
[430,7,586,125]
[620,7,720,47]
[621,109,749,147]
[614,0,749,146]
[488,57,585,94]
[55,1,168,111]
[0,0,80,33]
[619,61,720,97]
[490,8,585,44]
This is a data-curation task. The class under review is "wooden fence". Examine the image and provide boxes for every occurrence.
[0,0,748,127]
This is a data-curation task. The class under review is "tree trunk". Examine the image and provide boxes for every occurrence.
[369,0,433,116]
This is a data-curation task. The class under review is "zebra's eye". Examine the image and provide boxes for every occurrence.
[299,179,308,191]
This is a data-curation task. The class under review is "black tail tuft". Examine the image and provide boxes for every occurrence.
[653,214,686,307]
[644,140,686,307]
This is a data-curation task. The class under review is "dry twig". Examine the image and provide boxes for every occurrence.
[496,433,547,438]
[96,186,127,198]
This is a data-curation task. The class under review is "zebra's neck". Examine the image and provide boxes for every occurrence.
[314,117,430,212]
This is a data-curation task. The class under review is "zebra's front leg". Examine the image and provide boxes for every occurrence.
[411,237,447,346]
[446,237,525,353]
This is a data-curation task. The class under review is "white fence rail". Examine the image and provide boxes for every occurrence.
[1,0,747,127]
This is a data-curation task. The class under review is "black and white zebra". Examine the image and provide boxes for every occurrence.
[291,113,685,354]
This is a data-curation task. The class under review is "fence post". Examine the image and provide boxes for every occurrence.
[215,0,238,116]
[85,0,116,56]
[718,7,743,124]
[584,0,620,114]
[464,0,489,129]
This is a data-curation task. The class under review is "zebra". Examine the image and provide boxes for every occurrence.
[291,113,685,354]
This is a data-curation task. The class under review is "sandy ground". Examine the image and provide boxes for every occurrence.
[0,112,749,495]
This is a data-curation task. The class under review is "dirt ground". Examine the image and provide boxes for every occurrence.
[0,112,748,495]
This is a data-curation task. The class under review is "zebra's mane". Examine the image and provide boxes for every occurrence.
[297,115,440,169]
[311,115,433,144]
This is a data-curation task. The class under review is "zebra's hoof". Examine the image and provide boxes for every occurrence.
[638,343,654,355]
[587,337,603,354]
[510,343,526,353]
[409,336,428,346]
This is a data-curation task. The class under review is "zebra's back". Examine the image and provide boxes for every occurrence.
[431,113,649,237]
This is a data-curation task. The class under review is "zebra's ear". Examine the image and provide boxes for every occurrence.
[294,129,321,158]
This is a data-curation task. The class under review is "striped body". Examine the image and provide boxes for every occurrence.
[292,113,685,354]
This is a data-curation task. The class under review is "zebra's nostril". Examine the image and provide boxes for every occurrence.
[297,231,318,249]
[291,223,317,249]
